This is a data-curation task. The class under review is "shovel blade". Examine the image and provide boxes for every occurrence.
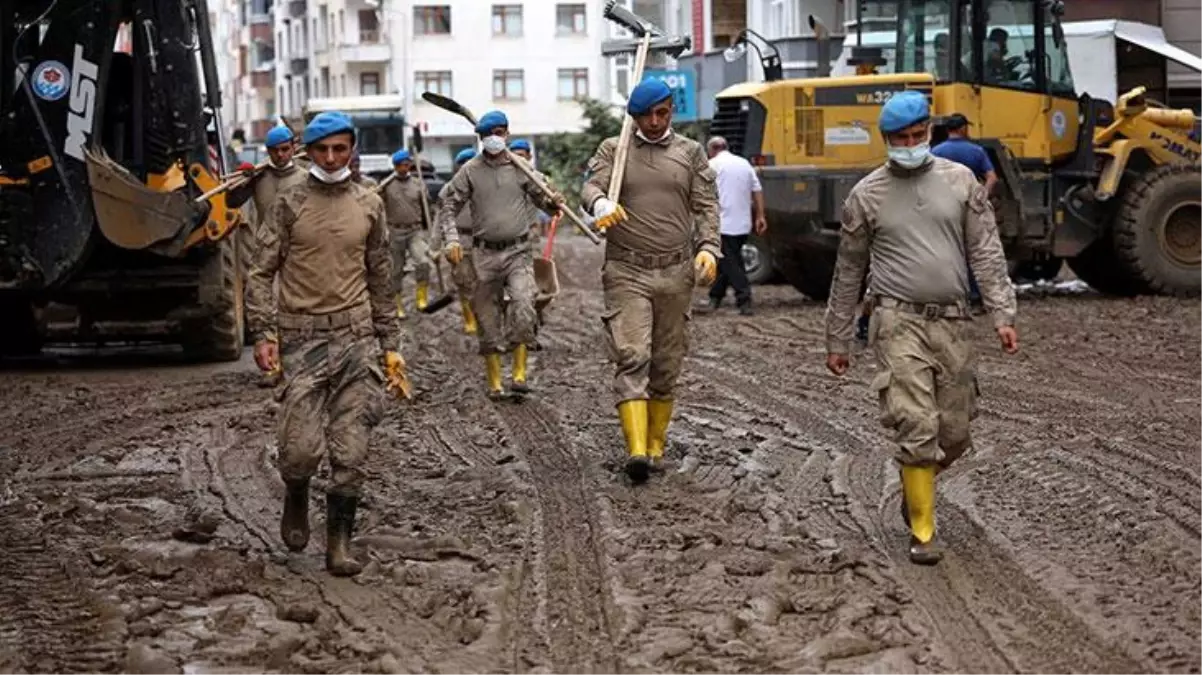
[85,148,194,251]
[533,257,559,312]
[420,293,456,314]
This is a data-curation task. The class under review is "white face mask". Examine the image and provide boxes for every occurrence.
[309,164,352,184]
[270,159,294,170]
[888,142,931,169]
[636,127,672,143]
[481,136,506,155]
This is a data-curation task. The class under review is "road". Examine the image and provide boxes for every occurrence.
[0,238,1198,673]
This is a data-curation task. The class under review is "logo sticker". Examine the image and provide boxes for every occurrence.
[31,60,70,101]
[1051,110,1067,140]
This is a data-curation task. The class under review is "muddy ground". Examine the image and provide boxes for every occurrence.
[0,237,1198,674]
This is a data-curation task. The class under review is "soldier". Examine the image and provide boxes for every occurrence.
[383,150,434,318]
[246,111,409,577]
[349,151,377,188]
[580,79,721,483]
[227,125,308,388]
[436,111,564,399]
[824,92,1018,565]
[433,149,480,335]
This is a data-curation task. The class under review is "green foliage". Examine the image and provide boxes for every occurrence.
[537,98,622,205]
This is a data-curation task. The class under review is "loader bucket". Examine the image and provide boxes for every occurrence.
[534,256,559,313]
[85,148,192,250]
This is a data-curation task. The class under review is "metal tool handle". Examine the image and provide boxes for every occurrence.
[607,31,652,204]
[193,148,309,203]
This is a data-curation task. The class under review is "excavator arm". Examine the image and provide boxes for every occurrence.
[0,0,238,290]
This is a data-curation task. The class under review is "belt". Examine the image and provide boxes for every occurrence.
[874,296,970,320]
[278,303,372,331]
[606,245,692,269]
[474,233,529,251]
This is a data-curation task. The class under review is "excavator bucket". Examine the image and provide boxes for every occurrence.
[85,148,193,251]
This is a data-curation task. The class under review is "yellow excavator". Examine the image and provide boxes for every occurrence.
[0,0,246,358]
[713,0,1200,299]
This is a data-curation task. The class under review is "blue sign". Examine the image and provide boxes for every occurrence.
[642,69,697,123]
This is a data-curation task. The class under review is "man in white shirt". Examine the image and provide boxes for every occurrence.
[705,136,767,315]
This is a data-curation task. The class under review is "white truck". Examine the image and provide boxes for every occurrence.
[301,94,406,178]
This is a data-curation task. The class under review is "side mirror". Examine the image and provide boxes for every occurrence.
[723,43,747,63]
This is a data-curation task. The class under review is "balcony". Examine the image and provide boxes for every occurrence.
[251,70,274,89]
[290,57,308,75]
[250,12,271,25]
[250,22,272,42]
[339,33,390,63]
[288,0,306,18]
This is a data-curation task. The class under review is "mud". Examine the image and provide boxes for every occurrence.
[0,237,1198,673]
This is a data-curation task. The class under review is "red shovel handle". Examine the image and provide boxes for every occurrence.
[542,212,561,260]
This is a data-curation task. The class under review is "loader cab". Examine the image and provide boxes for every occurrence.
[851,0,1080,162]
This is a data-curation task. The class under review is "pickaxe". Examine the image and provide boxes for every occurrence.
[600,1,688,204]
[419,92,602,245]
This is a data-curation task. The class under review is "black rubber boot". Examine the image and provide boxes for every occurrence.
[325,494,364,577]
[280,478,310,552]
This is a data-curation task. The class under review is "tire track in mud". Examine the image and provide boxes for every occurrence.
[494,398,619,673]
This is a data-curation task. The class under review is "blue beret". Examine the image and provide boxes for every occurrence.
[508,139,531,152]
[265,126,294,148]
[391,149,411,165]
[455,148,477,165]
[475,110,509,134]
[627,79,672,115]
[879,91,930,134]
[303,111,355,145]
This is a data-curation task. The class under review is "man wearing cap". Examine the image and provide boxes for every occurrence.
[933,113,999,303]
[432,148,480,335]
[580,78,721,483]
[349,151,378,188]
[824,91,1018,565]
[246,111,409,577]
[437,111,565,399]
[227,125,308,387]
[383,150,433,317]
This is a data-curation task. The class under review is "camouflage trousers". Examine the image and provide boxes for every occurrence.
[390,226,432,294]
[868,306,979,467]
[451,231,477,301]
[600,255,694,403]
[471,242,537,354]
[276,309,386,497]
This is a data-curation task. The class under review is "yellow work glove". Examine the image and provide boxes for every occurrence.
[694,251,718,286]
[591,198,627,231]
[445,242,463,266]
[383,351,412,400]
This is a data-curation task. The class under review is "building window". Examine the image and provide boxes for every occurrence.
[414,5,451,35]
[557,68,588,99]
[416,70,453,97]
[361,72,380,95]
[492,5,522,36]
[556,4,586,35]
[492,69,524,100]
[358,9,380,43]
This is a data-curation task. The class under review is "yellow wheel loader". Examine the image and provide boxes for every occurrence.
[0,0,247,359]
[713,0,1200,299]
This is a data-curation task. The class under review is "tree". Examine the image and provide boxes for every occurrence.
[537,98,622,207]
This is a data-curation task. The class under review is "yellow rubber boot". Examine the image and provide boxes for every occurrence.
[461,299,478,335]
[618,400,650,483]
[511,344,530,394]
[647,399,674,469]
[416,282,429,311]
[900,465,942,565]
[394,294,406,319]
[485,354,504,399]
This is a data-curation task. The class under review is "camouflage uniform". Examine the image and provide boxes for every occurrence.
[383,177,432,294]
[435,181,477,301]
[581,133,721,404]
[581,131,720,481]
[437,154,558,355]
[246,175,398,498]
[824,156,1017,469]
[227,161,308,260]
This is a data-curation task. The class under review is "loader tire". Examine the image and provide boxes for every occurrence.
[0,300,43,357]
[183,237,245,362]
[1066,237,1148,297]
[1113,164,1201,297]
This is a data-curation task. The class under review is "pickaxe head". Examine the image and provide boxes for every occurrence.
[601,35,692,59]
[603,0,665,37]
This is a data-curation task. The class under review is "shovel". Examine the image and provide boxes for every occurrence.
[534,212,561,315]
[411,125,455,314]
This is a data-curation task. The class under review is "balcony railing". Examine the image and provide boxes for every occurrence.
[359,28,380,43]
